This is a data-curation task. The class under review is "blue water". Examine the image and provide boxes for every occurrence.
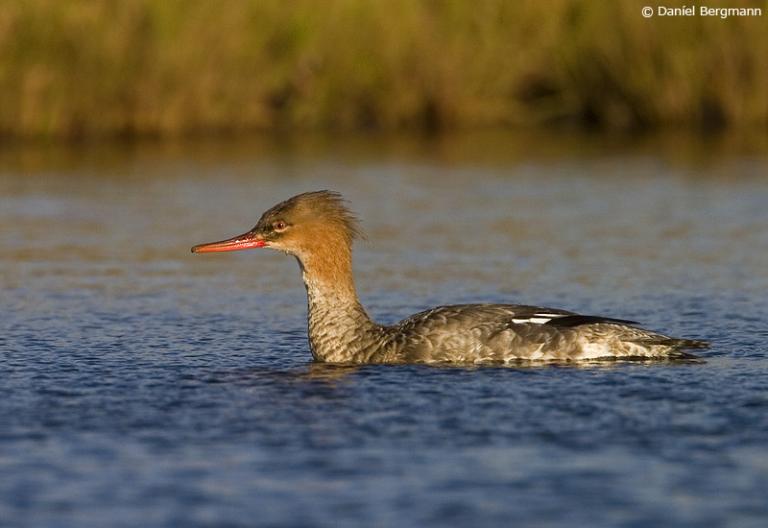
[1,135,767,527]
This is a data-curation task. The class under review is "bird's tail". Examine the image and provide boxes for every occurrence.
[627,336,710,359]
[633,337,710,349]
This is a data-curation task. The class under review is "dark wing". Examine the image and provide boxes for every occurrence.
[394,304,639,330]
[545,315,639,328]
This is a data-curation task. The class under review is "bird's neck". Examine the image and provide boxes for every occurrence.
[296,241,380,362]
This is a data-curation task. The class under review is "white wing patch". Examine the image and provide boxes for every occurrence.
[511,313,568,325]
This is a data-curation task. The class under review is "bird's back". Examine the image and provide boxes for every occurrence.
[376,304,707,363]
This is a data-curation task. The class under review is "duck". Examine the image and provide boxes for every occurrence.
[192,190,708,364]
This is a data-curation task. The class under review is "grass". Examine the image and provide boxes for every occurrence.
[0,0,767,138]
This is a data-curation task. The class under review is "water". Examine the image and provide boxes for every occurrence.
[1,133,767,527]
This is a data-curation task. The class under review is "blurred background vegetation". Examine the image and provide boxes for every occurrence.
[0,0,767,139]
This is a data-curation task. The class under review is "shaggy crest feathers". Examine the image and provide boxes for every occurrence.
[259,190,363,244]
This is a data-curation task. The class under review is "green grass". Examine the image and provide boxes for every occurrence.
[1,0,767,138]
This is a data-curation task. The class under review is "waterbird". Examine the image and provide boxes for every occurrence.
[192,191,708,364]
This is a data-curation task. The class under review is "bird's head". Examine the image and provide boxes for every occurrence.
[191,190,362,260]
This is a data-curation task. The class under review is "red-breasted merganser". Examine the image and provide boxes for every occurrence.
[192,191,708,363]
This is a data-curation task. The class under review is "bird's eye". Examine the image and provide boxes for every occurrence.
[273,221,287,231]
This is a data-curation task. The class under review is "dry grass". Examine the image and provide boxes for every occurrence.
[1,0,766,138]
